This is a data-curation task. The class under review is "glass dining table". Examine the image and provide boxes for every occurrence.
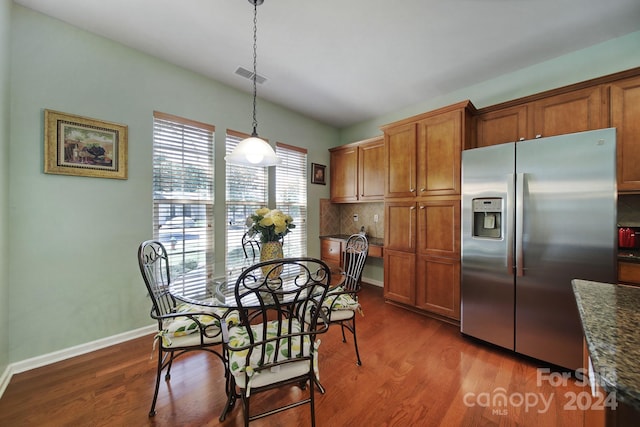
[169,258,344,309]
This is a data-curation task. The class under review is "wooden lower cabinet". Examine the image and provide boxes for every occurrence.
[415,255,460,319]
[618,261,640,286]
[320,238,342,269]
[383,249,415,305]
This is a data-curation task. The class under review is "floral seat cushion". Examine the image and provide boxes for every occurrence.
[157,303,240,347]
[227,319,320,395]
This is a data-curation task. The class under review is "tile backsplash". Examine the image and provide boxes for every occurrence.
[319,199,384,238]
[618,194,640,227]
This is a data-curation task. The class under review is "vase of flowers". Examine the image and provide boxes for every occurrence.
[246,208,295,279]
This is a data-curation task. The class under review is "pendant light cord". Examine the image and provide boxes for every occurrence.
[251,1,259,137]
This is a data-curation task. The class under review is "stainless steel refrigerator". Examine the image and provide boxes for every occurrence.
[460,128,617,370]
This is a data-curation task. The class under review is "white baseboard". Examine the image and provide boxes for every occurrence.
[362,276,383,288]
[0,324,156,398]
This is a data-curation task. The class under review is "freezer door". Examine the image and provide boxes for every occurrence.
[514,128,617,370]
[461,143,515,350]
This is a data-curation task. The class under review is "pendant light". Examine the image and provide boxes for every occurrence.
[225,0,281,166]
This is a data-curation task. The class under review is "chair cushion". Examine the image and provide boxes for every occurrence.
[158,303,240,347]
[322,287,360,311]
[227,319,320,395]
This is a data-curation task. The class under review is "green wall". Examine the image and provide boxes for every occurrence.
[0,0,11,377]
[8,5,336,363]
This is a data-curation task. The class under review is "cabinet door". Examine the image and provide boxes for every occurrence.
[415,255,460,319]
[358,138,384,201]
[384,201,416,252]
[330,146,358,202]
[383,249,415,305]
[476,105,528,147]
[611,76,640,191]
[417,110,462,196]
[531,86,606,138]
[385,123,416,198]
[416,199,460,258]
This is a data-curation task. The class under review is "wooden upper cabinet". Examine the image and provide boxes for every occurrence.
[530,85,606,138]
[384,123,417,198]
[475,104,528,147]
[358,137,384,201]
[329,145,358,203]
[383,100,474,198]
[417,110,464,196]
[611,75,640,191]
[329,136,384,203]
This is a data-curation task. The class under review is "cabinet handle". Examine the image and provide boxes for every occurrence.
[419,205,425,209]
[535,134,542,139]
[410,188,415,192]
[420,187,426,192]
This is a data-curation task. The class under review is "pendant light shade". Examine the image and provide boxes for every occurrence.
[225,134,281,166]
[225,0,281,167]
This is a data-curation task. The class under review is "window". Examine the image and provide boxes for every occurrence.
[225,130,268,266]
[152,111,214,298]
[276,143,307,257]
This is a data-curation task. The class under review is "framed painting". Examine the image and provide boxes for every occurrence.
[44,109,128,179]
[311,163,326,185]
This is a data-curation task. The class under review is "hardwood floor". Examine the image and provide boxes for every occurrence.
[0,285,589,426]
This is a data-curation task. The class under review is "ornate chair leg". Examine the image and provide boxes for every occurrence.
[149,346,163,417]
[352,317,362,366]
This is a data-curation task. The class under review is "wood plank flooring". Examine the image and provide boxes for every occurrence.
[0,285,590,426]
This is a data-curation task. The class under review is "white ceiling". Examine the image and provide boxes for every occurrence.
[14,0,640,128]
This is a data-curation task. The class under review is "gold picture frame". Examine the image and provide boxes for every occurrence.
[44,109,128,179]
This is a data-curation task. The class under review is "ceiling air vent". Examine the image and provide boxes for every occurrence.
[235,66,267,84]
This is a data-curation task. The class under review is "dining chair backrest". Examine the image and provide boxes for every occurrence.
[342,234,369,293]
[138,240,177,320]
[233,257,331,328]
[241,231,261,260]
[232,258,331,362]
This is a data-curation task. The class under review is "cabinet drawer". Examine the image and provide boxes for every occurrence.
[368,245,383,258]
[619,261,640,285]
[321,239,342,262]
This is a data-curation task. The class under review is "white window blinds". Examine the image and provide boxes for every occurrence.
[152,111,214,298]
[276,143,307,257]
[225,130,268,266]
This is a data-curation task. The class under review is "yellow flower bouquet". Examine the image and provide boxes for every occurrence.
[246,207,295,243]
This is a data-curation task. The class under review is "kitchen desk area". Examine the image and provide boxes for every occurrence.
[320,234,383,269]
[571,279,640,426]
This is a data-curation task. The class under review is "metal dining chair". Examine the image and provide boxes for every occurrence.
[322,234,369,365]
[137,240,231,417]
[220,257,331,426]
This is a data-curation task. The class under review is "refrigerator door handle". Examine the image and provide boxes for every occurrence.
[515,173,525,277]
[506,174,515,273]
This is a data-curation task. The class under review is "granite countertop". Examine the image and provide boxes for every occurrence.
[571,279,640,411]
[320,234,384,247]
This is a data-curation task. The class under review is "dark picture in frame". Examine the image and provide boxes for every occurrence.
[311,163,326,185]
